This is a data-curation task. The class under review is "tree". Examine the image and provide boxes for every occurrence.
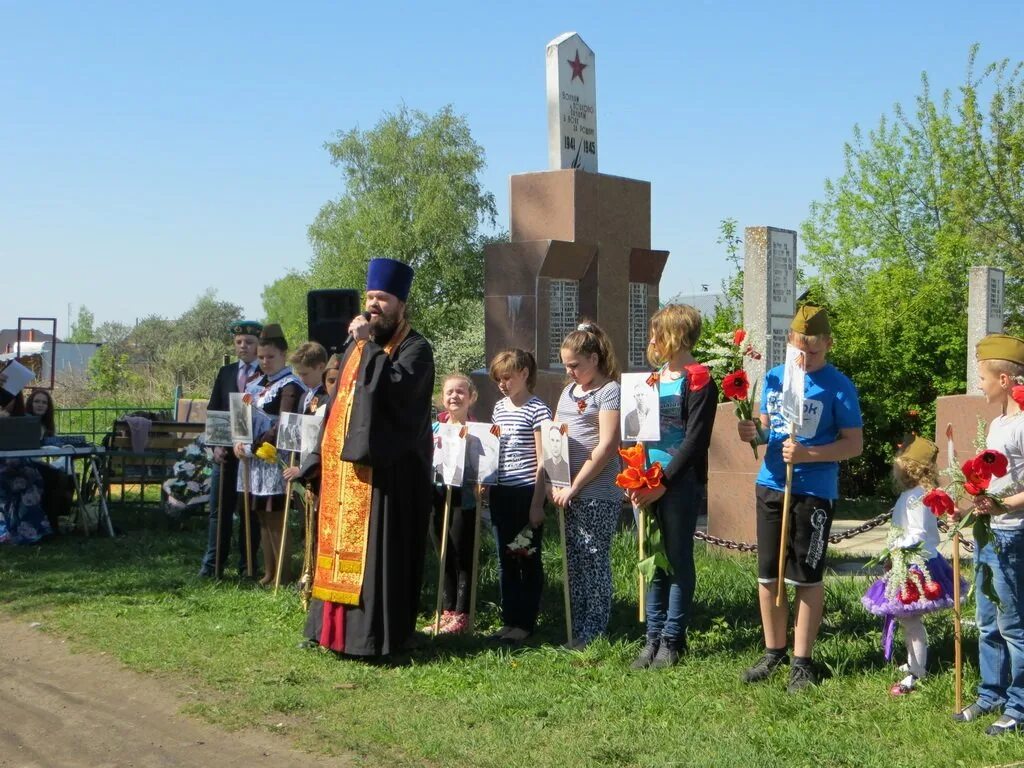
[801,46,1024,494]
[261,271,312,347]
[68,306,96,343]
[305,105,498,345]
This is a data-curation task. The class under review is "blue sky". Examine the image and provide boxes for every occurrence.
[2,1,1022,333]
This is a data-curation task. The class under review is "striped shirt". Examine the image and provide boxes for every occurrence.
[555,380,621,501]
[492,396,551,487]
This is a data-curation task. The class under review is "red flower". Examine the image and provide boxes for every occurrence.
[922,580,944,601]
[618,444,646,470]
[615,466,646,490]
[922,488,955,518]
[685,363,711,392]
[1013,385,1024,409]
[961,457,991,496]
[899,581,920,605]
[722,370,750,401]
[732,328,747,346]
[644,462,664,490]
[977,449,1009,479]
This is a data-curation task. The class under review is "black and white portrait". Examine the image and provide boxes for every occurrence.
[620,372,660,442]
[204,410,233,447]
[299,406,325,466]
[433,422,466,487]
[464,423,500,486]
[229,393,253,444]
[276,411,303,453]
[541,419,570,488]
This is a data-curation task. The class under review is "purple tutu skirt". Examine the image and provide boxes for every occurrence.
[861,555,967,618]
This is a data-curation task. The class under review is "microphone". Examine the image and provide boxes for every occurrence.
[341,311,373,352]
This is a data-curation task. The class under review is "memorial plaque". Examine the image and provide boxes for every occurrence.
[967,266,1006,394]
[546,32,597,173]
[768,229,797,317]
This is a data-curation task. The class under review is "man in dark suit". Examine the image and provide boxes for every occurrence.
[198,320,263,578]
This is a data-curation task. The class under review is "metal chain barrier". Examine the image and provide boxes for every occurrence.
[693,510,977,553]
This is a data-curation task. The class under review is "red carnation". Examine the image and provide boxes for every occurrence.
[732,328,747,346]
[722,370,750,401]
[962,457,991,496]
[899,581,920,605]
[923,580,944,601]
[922,488,955,518]
[685,364,711,392]
[1013,385,1024,409]
[978,449,1009,479]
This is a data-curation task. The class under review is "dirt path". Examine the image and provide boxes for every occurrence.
[0,617,352,768]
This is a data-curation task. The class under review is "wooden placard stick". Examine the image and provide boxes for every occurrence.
[434,485,453,636]
[775,422,797,607]
[946,422,963,714]
[273,452,297,593]
[214,461,224,577]
[638,507,647,623]
[241,456,253,578]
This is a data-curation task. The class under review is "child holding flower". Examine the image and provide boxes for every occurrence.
[489,350,551,644]
[955,333,1024,735]
[629,304,718,669]
[233,324,303,585]
[861,436,965,696]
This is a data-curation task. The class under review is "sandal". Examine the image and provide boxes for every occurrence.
[889,675,917,697]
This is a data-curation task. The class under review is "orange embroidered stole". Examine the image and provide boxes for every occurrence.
[311,321,410,606]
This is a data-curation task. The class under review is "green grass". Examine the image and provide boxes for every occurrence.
[3,508,1022,768]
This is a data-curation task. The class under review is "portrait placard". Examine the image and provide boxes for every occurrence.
[203,410,233,447]
[433,422,466,488]
[229,393,253,443]
[620,372,660,443]
[465,422,500,486]
[781,344,806,427]
[276,411,303,453]
[299,405,326,466]
[541,419,571,488]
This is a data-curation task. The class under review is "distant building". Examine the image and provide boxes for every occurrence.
[0,329,100,385]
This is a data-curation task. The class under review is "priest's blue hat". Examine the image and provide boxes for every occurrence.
[366,258,414,301]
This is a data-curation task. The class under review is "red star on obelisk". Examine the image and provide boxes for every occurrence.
[567,49,587,83]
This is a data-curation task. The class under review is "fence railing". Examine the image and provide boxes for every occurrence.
[55,405,175,445]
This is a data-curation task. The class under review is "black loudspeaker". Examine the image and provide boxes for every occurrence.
[307,289,361,356]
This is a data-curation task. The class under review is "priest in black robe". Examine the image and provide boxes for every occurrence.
[301,258,434,657]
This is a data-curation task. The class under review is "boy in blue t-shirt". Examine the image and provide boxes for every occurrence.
[737,305,863,692]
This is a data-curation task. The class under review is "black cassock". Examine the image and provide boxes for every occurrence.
[304,328,434,657]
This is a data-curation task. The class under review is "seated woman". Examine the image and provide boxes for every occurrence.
[27,389,73,531]
[0,391,52,544]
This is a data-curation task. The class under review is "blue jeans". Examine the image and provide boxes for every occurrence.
[976,527,1024,719]
[644,471,703,647]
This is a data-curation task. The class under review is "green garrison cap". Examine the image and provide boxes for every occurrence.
[790,305,831,336]
[977,333,1024,366]
[229,320,263,337]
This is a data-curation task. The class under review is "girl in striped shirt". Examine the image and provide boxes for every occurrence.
[489,349,551,644]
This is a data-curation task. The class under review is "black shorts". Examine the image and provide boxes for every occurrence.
[755,485,834,586]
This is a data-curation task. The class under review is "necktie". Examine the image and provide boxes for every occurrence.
[237,363,248,393]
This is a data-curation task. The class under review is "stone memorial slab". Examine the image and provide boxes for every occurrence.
[547,32,597,173]
[967,266,1005,394]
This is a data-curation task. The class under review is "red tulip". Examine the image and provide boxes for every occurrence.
[732,329,747,346]
[615,466,646,490]
[922,488,955,518]
[722,370,750,401]
[618,444,646,470]
[962,457,992,496]
[977,449,1009,479]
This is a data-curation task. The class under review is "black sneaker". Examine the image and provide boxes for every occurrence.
[630,640,660,670]
[650,644,680,669]
[787,663,817,693]
[985,716,1024,736]
[741,651,788,683]
[954,702,1000,723]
